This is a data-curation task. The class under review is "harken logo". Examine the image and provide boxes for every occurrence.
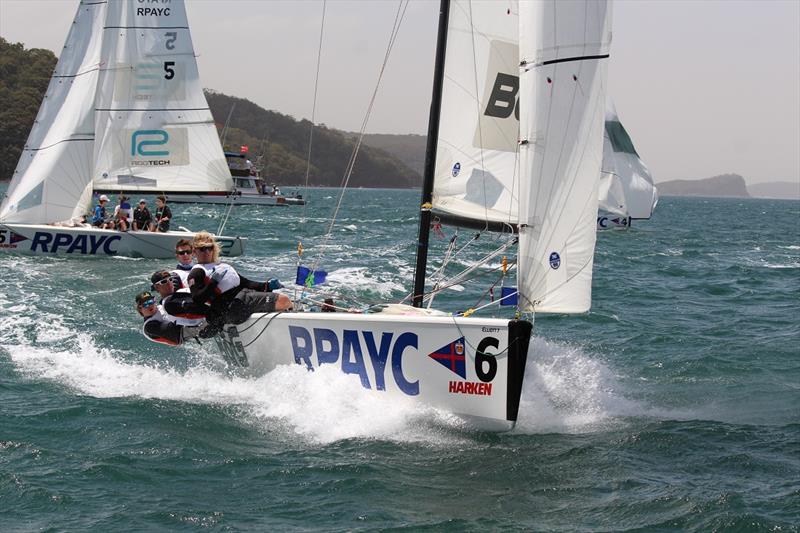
[549,251,561,269]
[452,162,461,177]
[429,337,466,379]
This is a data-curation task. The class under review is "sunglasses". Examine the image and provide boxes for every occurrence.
[176,250,192,256]
[153,277,171,286]
[194,245,214,251]
[140,299,155,308]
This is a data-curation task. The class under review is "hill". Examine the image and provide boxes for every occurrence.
[0,37,58,181]
[0,38,420,188]
[748,181,800,200]
[357,133,427,176]
[205,92,420,188]
[657,174,751,198]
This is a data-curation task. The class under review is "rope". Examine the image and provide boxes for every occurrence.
[301,0,410,302]
[301,0,327,230]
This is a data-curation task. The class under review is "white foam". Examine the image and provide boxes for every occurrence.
[3,318,648,442]
[4,331,469,446]
[514,337,641,434]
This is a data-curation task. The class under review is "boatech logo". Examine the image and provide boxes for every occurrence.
[131,129,171,166]
[549,251,561,270]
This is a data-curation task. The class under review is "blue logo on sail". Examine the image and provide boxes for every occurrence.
[549,251,561,269]
[452,162,461,177]
[131,130,170,156]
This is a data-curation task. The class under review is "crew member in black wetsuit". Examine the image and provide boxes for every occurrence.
[187,231,292,337]
[135,291,202,346]
[150,270,208,324]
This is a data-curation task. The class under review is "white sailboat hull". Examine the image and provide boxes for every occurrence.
[597,212,631,230]
[167,192,292,206]
[215,311,532,431]
[0,224,245,258]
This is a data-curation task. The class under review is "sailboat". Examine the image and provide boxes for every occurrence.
[0,0,245,258]
[597,102,659,229]
[214,0,611,430]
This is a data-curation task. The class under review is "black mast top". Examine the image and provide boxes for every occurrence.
[412,0,450,308]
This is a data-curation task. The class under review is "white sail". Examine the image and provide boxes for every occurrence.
[0,0,105,224]
[599,102,658,220]
[598,124,628,217]
[92,0,231,193]
[432,1,520,229]
[517,0,612,313]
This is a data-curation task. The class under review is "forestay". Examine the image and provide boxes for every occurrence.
[0,0,105,224]
[92,1,231,193]
[517,0,612,313]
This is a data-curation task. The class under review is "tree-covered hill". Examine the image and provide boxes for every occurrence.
[0,38,421,188]
[205,91,420,188]
[0,37,58,181]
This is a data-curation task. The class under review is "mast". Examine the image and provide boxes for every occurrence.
[412,0,450,308]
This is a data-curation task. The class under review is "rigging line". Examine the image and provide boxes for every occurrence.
[301,0,326,231]
[219,102,236,150]
[400,246,514,306]
[306,0,409,278]
[430,239,516,295]
[241,311,287,348]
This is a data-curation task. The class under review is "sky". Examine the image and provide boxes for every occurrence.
[1,0,798,186]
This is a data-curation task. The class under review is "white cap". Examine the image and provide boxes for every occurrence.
[99,194,109,202]
[139,199,147,204]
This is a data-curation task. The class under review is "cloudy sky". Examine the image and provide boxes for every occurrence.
[1,0,798,186]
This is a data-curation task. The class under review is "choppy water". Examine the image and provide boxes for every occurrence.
[1,187,798,531]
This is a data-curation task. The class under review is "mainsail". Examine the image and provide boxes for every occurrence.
[0,0,105,224]
[598,102,658,221]
[432,2,520,230]
[92,1,231,193]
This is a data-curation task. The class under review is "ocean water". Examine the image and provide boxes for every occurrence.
[1,187,798,531]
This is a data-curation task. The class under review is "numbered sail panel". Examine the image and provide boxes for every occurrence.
[98,0,206,109]
[516,0,612,314]
[0,0,105,224]
[432,0,520,227]
[93,109,231,192]
[216,312,530,429]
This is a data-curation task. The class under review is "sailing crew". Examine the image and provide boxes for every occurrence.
[113,195,132,231]
[187,231,292,337]
[150,270,208,325]
[132,199,152,231]
[135,291,203,346]
[172,238,194,288]
[149,195,171,232]
[91,194,112,228]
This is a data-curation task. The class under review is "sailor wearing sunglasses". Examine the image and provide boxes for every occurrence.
[134,291,202,346]
[187,231,293,338]
[150,270,208,327]
[171,238,195,288]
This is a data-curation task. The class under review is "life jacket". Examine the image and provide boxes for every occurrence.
[190,262,241,299]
